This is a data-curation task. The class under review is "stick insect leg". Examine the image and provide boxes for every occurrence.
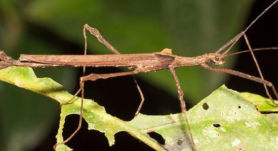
[201,64,278,106]
[81,70,139,82]
[84,24,145,115]
[132,76,145,116]
[59,24,90,107]
[216,0,278,55]
[57,24,145,147]
[56,25,145,148]
[54,25,90,149]
[54,81,85,149]
[169,67,196,151]
[243,33,278,106]
[54,70,139,149]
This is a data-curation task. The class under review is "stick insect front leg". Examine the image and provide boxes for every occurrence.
[242,33,278,105]
[212,31,278,106]
[213,0,278,106]
[201,64,278,106]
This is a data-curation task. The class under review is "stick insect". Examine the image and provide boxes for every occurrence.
[0,0,278,150]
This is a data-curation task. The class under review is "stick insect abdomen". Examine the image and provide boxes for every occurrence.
[18,53,177,72]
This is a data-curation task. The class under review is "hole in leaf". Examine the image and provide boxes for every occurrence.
[238,105,241,109]
[203,103,209,110]
[177,139,183,145]
[213,124,221,128]
[148,132,165,145]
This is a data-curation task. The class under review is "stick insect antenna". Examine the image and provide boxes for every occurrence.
[221,0,278,55]
[217,0,278,106]
[224,47,278,57]
[244,0,278,33]
[215,0,278,55]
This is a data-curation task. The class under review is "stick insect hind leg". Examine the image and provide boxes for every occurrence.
[54,24,145,149]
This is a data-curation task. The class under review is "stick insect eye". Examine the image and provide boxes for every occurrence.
[215,56,220,61]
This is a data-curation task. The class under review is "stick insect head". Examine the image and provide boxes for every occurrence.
[207,53,226,66]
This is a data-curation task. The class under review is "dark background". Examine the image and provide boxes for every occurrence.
[0,0,277,151]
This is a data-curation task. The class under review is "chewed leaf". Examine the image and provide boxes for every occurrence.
[129,85,278,151]
[187,85,278,150]
[0,66,72,102]
[128,113,193,150]
[0,67,164,150]
[1,66,278,150]
[240,92,278,112]
[55,95,166,151]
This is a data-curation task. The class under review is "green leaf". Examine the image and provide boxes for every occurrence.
[0,65,277,150]
[0,66,165,151]
[241,92,278,112]
[128,85,278,150]
[2,1,274,150]
[56,98,166,151]
[187,85,278,150]
[0,35,76,151]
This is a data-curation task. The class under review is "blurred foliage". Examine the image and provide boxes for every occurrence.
[0,0,256,150]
